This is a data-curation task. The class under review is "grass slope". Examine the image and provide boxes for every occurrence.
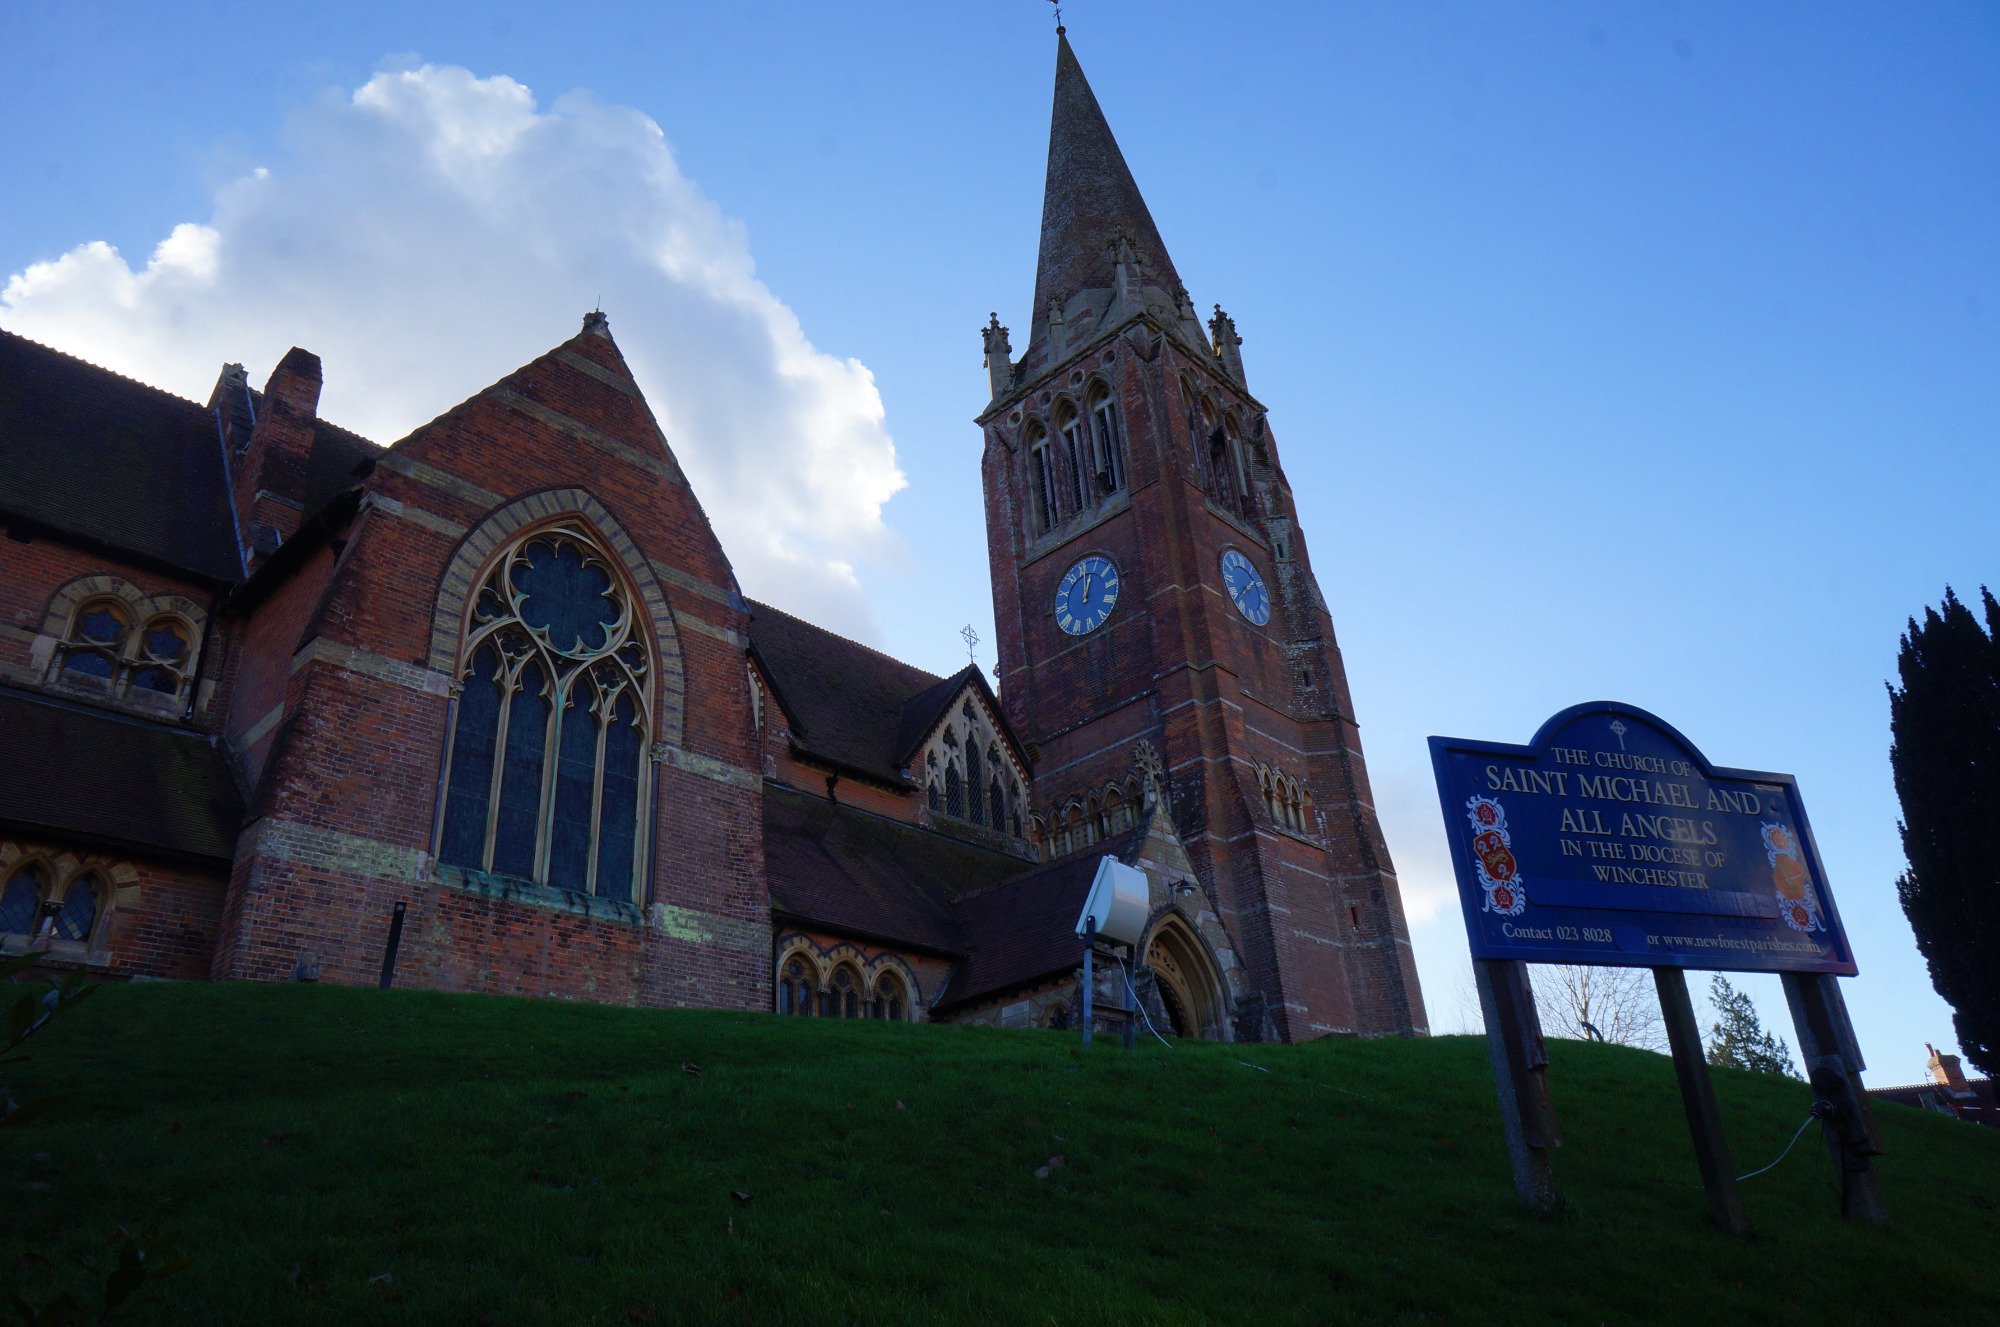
[6,983,1998,1324]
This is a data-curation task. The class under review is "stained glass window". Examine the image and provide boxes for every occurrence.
[0,867,45,936]
[52,879,97,943]
[440,529,651,900]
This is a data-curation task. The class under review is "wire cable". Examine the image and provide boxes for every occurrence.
[1735,1106,1825,1183]
[1118,956,1174,1049]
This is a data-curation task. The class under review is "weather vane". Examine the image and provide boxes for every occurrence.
[960,623,981,664]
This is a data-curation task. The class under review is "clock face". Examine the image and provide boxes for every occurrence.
[1220,549,1271,626]
[1054,555,1120,635]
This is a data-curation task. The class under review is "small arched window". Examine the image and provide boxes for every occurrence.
[779,956,815,1015]
[53,601,197,702]
[1088,387,1125,495]
[0,865,47,937]
[824,966,861,1019]
[1046,1001,1071,1032]
[875,971,907,1021]
[945,765,963,819]
[989,776,1006,832]
[439,528,652,902]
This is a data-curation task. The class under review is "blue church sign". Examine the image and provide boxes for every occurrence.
[1429,703,1855,975]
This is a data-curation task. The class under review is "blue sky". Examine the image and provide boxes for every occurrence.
[4,2,1996,1083]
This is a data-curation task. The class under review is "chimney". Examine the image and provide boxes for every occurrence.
[1927,1043,1970,1093]
[233,347,324,564]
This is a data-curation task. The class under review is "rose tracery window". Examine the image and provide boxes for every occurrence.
[439,530,651,902]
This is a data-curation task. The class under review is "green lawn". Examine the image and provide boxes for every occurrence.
[6,982,1997,1323]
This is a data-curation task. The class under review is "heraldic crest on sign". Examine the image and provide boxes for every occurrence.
[1763,822,1822,934]
[1466,795,1528,916]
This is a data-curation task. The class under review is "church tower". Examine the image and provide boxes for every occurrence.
[977,33,1427,1040]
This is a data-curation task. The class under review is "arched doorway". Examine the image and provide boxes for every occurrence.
[1143,914,1228,1041]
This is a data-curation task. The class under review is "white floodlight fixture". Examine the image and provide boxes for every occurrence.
[1075,856,1148,947]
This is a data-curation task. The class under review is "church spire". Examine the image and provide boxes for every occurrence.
[1029,32,1183,347]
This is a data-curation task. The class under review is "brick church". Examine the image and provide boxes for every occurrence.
[0,35,1426,1041]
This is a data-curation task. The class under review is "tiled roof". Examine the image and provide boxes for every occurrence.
[941,832,1142,1011]
[0,688,243,863]
[764,783,1021,953]
[301,419,380,525]
[764,780,1142,1011]
[747,601,946,786]
[0,329,242,582]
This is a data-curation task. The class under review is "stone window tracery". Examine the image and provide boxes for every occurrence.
[439,526,652,902]
[823,964,862,1018]
[779,955,815,1015]
[49,595,198,704]
[0,859,106,950]
[917,693,1028,840]
[1256,763,1313,835]
[872,969,908,1021]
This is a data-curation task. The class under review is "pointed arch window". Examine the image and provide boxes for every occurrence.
[0,865,46,937]
[823,965,861,1018]
[439,528,652,902]
[1088,387,1125,495]
[52,600,197,702]
[779,956,815,1015]
[1027,427,1057,534]
[873,970,908,1021]
[1057,405,1089,515]
[0,863,102,948]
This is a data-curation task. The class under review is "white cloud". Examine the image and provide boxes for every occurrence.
[0,63,905,635]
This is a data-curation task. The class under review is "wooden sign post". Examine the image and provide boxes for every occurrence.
[1473,958,1560,1212]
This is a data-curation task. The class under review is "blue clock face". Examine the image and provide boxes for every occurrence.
[1054,555,1120,635]
[1220,549,1271,626]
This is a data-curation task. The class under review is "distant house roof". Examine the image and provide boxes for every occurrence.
[0,329,243,582]
[1870,1078,2000,1130]
[0,688,243,864]
[764,780,1141,1010]
[747,601,1026,788]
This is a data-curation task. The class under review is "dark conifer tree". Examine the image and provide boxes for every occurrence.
[1705,975,1799,1078]
[1890,586,2000,1077]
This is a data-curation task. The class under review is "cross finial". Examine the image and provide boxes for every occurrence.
[960,623,981,664]
[1049,0,1063,35]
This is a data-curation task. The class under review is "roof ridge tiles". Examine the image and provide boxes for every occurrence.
[0,327,208,409]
